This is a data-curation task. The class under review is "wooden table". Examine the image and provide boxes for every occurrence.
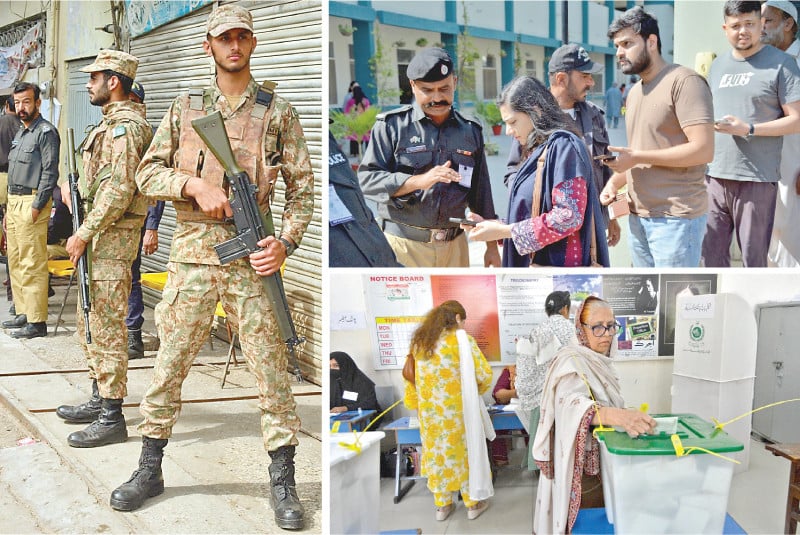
[765,442,800,534]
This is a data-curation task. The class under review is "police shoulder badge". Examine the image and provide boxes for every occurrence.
[113,125,127,138]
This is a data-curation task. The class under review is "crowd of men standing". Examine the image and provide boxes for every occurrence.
[332,0,800,269]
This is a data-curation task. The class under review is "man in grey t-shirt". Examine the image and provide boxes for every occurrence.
[704,0,800,267]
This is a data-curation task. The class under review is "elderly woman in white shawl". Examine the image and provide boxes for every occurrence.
[532,296,656,534]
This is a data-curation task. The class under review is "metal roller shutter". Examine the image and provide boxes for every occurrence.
[129,0,322,382]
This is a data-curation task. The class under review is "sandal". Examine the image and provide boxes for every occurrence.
[435,503,454,521]
[467,500,488,520]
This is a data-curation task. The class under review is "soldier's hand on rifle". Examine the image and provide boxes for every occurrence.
[60,182,73,214]
[182,177,233,220]
[66,234,88,267]
[249,236,287,277]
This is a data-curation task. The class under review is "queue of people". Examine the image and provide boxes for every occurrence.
[331,0,800,269]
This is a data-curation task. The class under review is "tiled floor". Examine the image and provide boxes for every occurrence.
[377,438,791,534]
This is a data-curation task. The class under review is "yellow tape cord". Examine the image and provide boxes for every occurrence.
[337,399,404,454]
[572,356,800,464]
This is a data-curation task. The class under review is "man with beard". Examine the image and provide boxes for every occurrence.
[109,5,313,529]
[358,47,500,267]
[54,50,152,448]
[2,82,59,338]
[704,0,800,267]
[601,7,715,268]
[761,0,800,267]
[504,43,621,249]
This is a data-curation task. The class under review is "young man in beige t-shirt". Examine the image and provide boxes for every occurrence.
[600,6,715,267]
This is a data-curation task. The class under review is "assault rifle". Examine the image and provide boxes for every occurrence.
[191,111,304,382]
[67,128,92,344]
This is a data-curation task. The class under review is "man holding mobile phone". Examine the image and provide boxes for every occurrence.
[602,7,715,268]
[704,0,800,267]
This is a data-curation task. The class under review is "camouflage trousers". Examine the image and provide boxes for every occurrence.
[138,260,300,451]
[76,262,133,399]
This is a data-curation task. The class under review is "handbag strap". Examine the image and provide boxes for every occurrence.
[590,212,598,265]
[531,148,548,219]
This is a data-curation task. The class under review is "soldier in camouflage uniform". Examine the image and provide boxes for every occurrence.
[54,50,153,448]
[109,5,314,530]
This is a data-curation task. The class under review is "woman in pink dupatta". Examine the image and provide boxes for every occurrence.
[532,296,656,534]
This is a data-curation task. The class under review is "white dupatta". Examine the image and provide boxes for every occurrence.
[457,329,495,501]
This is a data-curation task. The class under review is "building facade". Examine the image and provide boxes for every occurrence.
[329,0,676,109]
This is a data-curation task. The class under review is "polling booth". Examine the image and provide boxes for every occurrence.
[671,293,757,472]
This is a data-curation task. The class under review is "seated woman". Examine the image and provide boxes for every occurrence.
[329,351,381,421]
[532,296,656,534]
[490,364,517,466]
[465,76,610,267]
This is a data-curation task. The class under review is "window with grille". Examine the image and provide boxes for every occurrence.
[0,13,46,66]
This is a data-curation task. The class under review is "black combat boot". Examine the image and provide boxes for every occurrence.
[67,398,128,448]
[127,328,145,359]
[56,379,101,423]
[110,436,167,511]
[268,445,304,530]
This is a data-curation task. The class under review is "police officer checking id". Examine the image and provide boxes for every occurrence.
[358,47,500,267]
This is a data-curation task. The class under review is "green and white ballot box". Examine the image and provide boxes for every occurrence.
[597,413,743,534]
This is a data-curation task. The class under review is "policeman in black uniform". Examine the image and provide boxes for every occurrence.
[358,47,500,268]
[328,130,401,267]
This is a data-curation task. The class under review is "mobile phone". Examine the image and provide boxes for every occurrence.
[715,118,731,126]
[448,217,477,226]
[594,154,616,162]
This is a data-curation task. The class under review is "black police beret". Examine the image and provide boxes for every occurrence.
[407,47,454,82]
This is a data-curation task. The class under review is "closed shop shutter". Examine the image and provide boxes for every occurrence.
[129,0,322,381]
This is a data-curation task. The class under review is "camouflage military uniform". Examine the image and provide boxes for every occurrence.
[135,76,314,450]
[76,100,153,400]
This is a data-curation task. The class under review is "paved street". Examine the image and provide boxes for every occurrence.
[0,277,322,534]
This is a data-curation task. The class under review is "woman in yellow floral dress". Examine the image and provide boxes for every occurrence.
[404,300,494,521]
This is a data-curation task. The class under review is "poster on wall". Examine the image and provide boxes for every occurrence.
[431,275,501,361]
[658,274,718,356]
[364,274,433,370]
[495,274,554,362]
[603,275,660,359]
[125,0,214,37]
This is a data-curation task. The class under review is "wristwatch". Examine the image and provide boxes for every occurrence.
[278,237,296,257]
[745,123,755,140]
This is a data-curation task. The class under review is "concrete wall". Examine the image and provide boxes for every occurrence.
[674,0,729,71]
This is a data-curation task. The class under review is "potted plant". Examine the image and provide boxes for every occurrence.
[475,101,503,135]
[330,106,382,167]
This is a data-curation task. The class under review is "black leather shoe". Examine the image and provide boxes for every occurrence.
[48,285,55,298]
[128,329,145,359]
[11,322,46,339]
[109,467,165,511]
[269,445,305,530]
[68,398,127,448]
[2,314,26,328]
[57,380,101,423]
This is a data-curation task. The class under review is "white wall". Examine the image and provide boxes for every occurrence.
[513,1,550,36]
[674,0,729,71]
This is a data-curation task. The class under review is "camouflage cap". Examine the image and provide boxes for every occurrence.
[81,49,138,79]
[207,4,254,37]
